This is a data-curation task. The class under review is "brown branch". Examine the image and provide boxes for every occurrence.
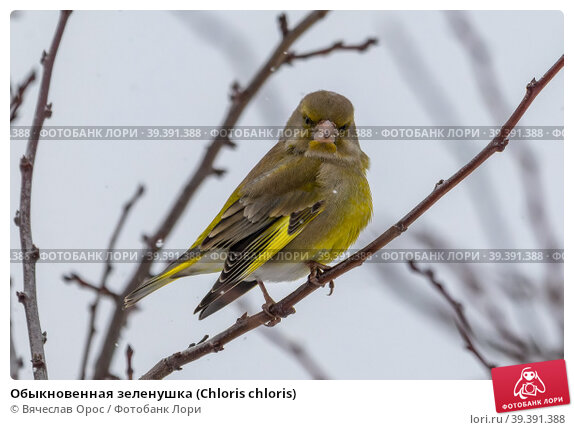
[412,216,558,364]
[140,55,563,380]
[454,321,496,371]
[93,10,331,379]
[445,11,507,121]
[384,22,513,247]
[407,260,494,370]
[10,278,24,379]
[446,10,560,250]
[10,319,23,379]
[63,185,145,378]
[100,185,146,293]
[402,233,521,361]
[77,184,145,379]
[413,231,484,295]
[11,71,37,123]
[446,11,563,316]
[285,38,377,64]
[278,13,289,38]
[407,260,471,333]
[312,55,563,286]
[126,345,134,380]
[63,273,121,300]
[15,10,72,380]
[484,305,532,361]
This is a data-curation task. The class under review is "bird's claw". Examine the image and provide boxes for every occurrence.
[257,280,282,327]
[262,303,282,327]
[306,261,336,295]
[327,280,335,296]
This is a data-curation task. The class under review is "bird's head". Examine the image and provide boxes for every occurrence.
[284,90,369,170]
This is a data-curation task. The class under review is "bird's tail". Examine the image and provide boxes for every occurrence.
[123,248,203,308]
[123,272,176,308]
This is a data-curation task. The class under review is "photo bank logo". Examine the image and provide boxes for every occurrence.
[514,367,546,399]
[491,360,570,413]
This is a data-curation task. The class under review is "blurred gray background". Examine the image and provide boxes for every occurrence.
[10,10,563,379]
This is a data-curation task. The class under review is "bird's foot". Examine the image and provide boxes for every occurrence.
[257,280,282,327]
[306,261,335,295]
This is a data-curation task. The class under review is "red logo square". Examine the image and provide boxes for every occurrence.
[491,359,570,413]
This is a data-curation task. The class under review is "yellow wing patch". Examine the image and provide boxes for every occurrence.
[214,201,324,290]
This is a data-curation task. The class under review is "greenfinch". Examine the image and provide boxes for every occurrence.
[124,90,372,319]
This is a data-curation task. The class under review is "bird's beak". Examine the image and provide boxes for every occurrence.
[309,120,338,153]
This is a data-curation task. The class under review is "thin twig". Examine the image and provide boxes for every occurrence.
[413,231,484,295]
[62,273,121,300]
[407,260,494,370]
[101,185,146,292]
[10,319,24,379]
[285,38,377,64]
[16,10,72,380]
[93,10,361,379]
[313,55,563,287]
[454,321,496,370]
[383,21,512,247]
[10,278,24,379]
[10,71,37,123]
[446,9,560,249]
[74,184,145,379]
[407,260,471,333]
[404,233,523,361]
[446,10,563,319]
[126,345,134,380]
[278,13,289,38]
[140,55,563,379]
[484,305,531,361]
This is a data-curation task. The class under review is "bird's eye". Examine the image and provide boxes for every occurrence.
[303,115,312,126]
[339,123,349,132]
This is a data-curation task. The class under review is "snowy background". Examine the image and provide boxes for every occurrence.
[10,10,563,380]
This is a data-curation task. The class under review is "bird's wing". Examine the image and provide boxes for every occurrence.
[194,200,324,319]
[125,153,324,310]
[190,155,325,318]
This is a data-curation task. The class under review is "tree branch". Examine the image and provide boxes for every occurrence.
[93,10,333,380]
[10,71,36,123]
[284,38,378,64]
[446,11,563,322]
[80,184,145,379]
[407,260,472,333]
[62,273,121,300]
[454,321,496,371]
[407,260,495,370]
[446,11,560,249]
[383,22,513,247]
[277,13,289,38]
[10,319,23,379]
[140,54,563,380]
[62,185,144,379]
[15,10,72,380]
[126,345,134,380]
[10,279,24,379]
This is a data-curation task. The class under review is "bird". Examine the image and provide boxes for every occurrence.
[124,90,372,319]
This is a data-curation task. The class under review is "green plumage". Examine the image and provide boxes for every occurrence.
[124,90,372,319]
